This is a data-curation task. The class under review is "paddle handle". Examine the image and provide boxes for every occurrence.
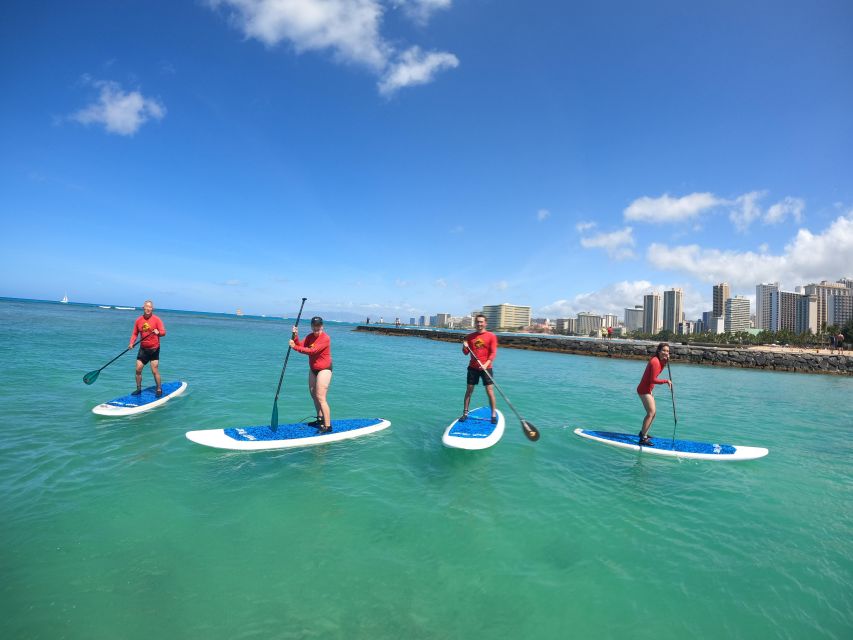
[271,298,308,430]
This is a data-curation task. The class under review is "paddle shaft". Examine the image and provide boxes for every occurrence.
[463,340,539,441]
[667,362,678,446]
[271,297,308,429]
[83,331,154,384]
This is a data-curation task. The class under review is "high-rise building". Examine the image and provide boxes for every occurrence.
[755,282,779,330]
[662,288,684,333]
[434,313,452,328]
[481,304,532,330]
[796,294,818,334]
[576,312,603,336]
[555,318,576,334]
[804,280,852,329]
[603,314,618,328]
[713,282,730,318]
[419,315,430,327]
[677,321,695,335]
[701,311,713,331]
[643,293,662,334]
[409,317,416,326]
[827,293,853,328]
[770,291,799,332]
[725,296,750,333]
[624,306,644,332]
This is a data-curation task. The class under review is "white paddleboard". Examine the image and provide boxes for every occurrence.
[186,418,391,451]
[442,406,505,450]
[573,428,768,461]
[92,381,187,416]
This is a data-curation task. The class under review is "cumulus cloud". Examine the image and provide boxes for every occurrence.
[575,221,596,232]
[539,280,709,321]
[537,208,551,222]
[378,46,459,95]
[765,196,805,225]
[71,80,165,135]
[624,193,722,223]
[211,0,458,94]
[579,226,635,260]
[646,211,853,290]
[625,190,808,232]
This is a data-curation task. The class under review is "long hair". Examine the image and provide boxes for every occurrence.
[655,342,669,357]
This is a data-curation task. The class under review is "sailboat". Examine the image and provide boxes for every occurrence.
[60,293,69,304]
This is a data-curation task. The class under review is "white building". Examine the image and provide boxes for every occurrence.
[725,296,750,333]
[804,280,852,329]
[555,318,577,335]
[576,312,603,336]
[624,306,644,332]
[481,304,532,330]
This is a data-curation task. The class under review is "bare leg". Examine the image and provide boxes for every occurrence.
[463,384,475,416]
[639,394,656,437]
[150,360,162,390]
[135,359,144,390]
[308,370,322,419]
[312,370,332,427]
[485,384,497,418]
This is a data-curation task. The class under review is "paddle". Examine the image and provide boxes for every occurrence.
[463,340,540,441]
[82,332,153,385]
[270,297,308,432]
[667,362,678,447]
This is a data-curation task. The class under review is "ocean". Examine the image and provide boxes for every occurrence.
[1,298,851,639]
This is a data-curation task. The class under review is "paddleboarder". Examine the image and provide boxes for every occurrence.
[636,342,673,446]
[461,313,498,424]
[129,300,166,397]
[290,316,333,433]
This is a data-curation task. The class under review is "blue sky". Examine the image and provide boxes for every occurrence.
[2,0,852,320]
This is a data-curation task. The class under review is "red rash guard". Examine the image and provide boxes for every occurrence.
[131,314,166,350]
[293,332,332,371]
[463,330,497,370]
[636,356,667,395]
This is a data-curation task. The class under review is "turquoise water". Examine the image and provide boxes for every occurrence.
[1,299,851,639]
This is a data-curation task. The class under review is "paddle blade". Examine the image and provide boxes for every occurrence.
[270,402,279,432]
[83,370,99,385]
[521,420,540,441]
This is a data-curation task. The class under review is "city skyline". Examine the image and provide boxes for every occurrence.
[2,3,852,319]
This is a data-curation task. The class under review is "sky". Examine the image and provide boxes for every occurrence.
[2,0,852,321]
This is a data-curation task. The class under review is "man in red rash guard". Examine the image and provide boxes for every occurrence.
[290,316,333,433]
[129,300,166,397]
[636,342,672,446]
[460,313,498,423]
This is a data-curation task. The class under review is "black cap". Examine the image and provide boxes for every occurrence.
[310,316,323,325]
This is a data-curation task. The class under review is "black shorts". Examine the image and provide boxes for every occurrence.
[137,347,160,365]
[467,367,493,386]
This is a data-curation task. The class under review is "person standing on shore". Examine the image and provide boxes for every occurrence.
[129,300,166,397]
[460,313,498,423]
[636,342,672,446]
[838,333,846,354]
[290,316,333,433]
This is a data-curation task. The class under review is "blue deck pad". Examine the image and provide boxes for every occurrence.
[107,381,183,408]
[586,431,736,455]
[448,407,497,439]
[225,418,383,442]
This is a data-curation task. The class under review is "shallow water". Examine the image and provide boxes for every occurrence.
[1,299,851,639]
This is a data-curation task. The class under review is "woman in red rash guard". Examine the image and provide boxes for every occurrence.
[290,316,333,433]
[636,342,672,446]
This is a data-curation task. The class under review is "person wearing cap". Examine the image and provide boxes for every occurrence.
[289,316,333,432]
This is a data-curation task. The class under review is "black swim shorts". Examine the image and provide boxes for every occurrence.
[137,347,160,365]
[467,367,494,386]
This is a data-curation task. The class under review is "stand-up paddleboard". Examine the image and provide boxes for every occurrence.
[186,418,391,451]
[443,407,505,450]
[92,381,187,416]
[573,428,768,461]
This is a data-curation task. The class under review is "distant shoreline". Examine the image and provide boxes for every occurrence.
[355,325,853,377]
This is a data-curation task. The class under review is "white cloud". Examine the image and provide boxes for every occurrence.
[72,80,165,136]
[540,280,709,321]
[625,192,722,223]
[579,226,635,260]
[537,208,550,222]
[394,278,410,287]
[222,279,244,286]
[212,0,458,94]
[728,190,765,232]
[435,278,447,287]
[575,221,596,232]
[646,211,853,290]
[392,0,452,23]
[378,46,459,95]
[765,196,805,225]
